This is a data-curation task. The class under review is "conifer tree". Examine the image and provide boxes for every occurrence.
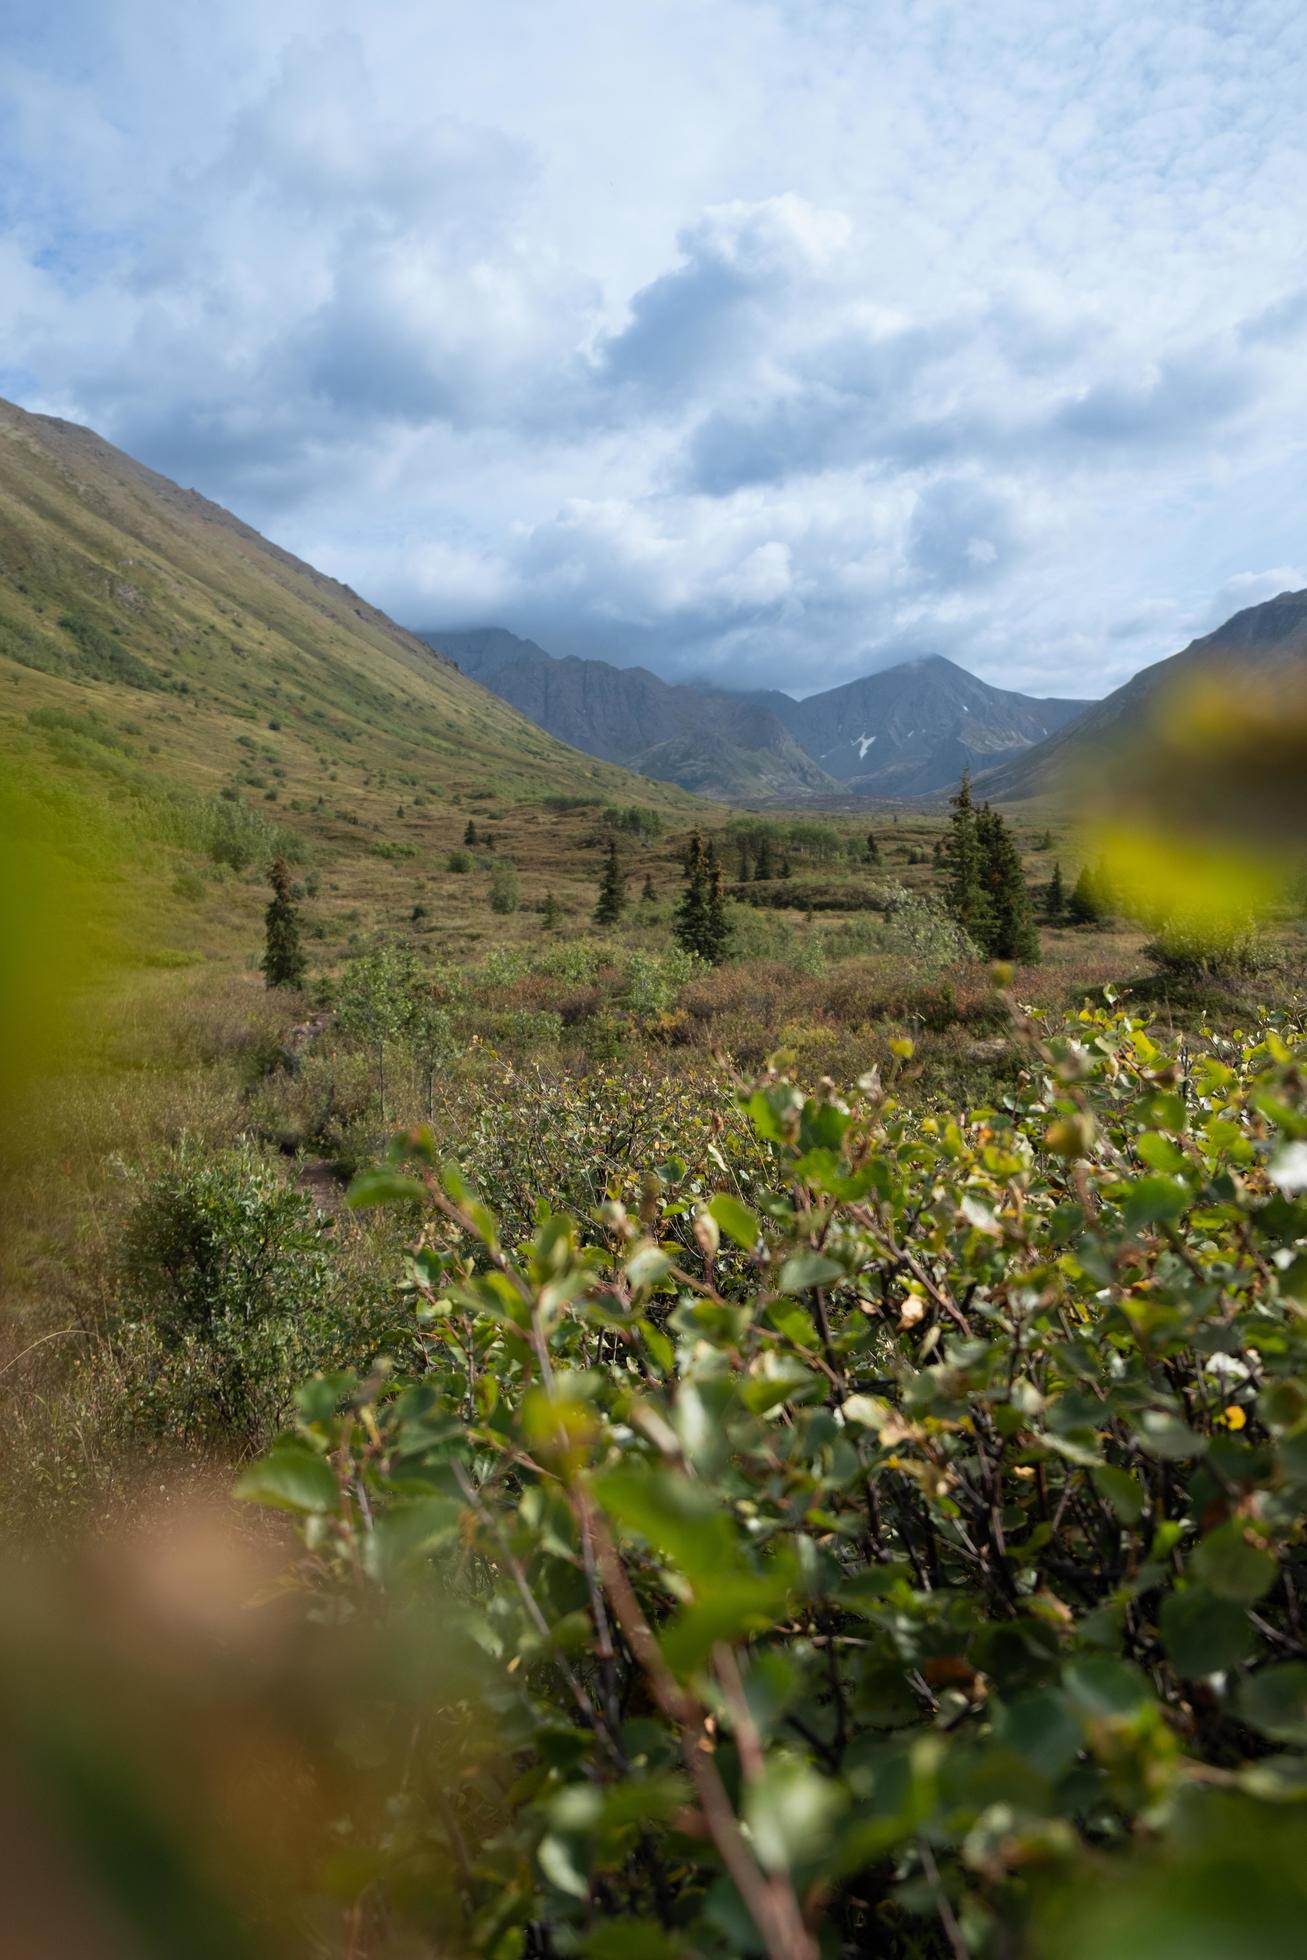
[261,855,306,989]
[704,840,731,964]
[674,831,709,957]
[738,841,752,881]
[1046,860,1065,921]
[542,892,561,930]
[674,830,724,960]
[641,873,657,904]
[1068,861,1110,925]
[463,819,478,847]
[976,803,1040,962]
[866,830,881,866]
[593,836,626,926]
[754,832,774,880]
[941,772,994,949]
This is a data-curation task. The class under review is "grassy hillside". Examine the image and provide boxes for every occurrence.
[0,397,701,967]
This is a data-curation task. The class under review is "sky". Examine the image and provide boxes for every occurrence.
[3,0,1307,699]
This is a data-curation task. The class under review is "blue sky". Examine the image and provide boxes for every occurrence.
[3,0,1307,697]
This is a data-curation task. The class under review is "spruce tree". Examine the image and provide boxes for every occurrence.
[866,830,881,866]
[1068,862,1107,925]
[674,831,711,959]
[704,840,730,964]
[1046,860,1065,921]
[754,832,775,880]
[738,842,752,881]
[463,819,478,847]
[542,892,561,930]
[976,804,1040,962]
[641,873,657,904]
[261,855,306,989]
[593,836,626,926]
[941,772,994,949]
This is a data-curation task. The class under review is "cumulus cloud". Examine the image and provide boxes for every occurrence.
[3,0,1307,695]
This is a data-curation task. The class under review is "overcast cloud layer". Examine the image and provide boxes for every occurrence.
[4,0,1307,696]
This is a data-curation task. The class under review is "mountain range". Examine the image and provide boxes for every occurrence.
[4,391,1306,850]
[422,628,837,800]
[422,628,1088,802]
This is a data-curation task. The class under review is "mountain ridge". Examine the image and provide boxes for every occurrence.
[422,626,1090,801]
[421,627,838,800]
[981,588,1307,800]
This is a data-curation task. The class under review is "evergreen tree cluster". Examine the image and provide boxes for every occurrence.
[941,773,1040,962]
[737,834,777,882]
[673,831,730,963]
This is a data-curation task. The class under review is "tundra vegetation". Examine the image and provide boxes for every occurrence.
[3,745,1307,1960]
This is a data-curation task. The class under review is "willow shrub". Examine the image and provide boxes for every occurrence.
[240,997,1307,1958]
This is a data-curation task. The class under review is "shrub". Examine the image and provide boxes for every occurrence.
[622,945,699,1019]
[488,861,521,914]
[1144,913,1265,980]
[243,1004,1307,1957]
[118,1144,333,1443]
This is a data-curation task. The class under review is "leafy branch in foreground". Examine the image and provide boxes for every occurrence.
[240,999,1307,1958]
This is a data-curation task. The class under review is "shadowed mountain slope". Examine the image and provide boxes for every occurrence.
[425,630,1087,803]
[983,590,1307,801]
[423,627,838,800]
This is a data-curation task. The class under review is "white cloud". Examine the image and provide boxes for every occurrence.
[3,0,1307,694]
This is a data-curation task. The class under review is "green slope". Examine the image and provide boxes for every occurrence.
[0,398,700,967]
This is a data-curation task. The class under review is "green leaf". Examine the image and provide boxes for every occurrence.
[591,1465,740,1586]
[997,1690,1082,1781]
[1237,1664,1307,1745]
[1123,1175,1189,1232]
[625,1245,673,1289]
[234,1442,337,1514]
[1063,1657,1154,1719]
[708,1192,759,1250]
[743,1757,845,1873]
[1135,1133,1186,1174]
[372,1495,464,1573]
[346,1165,427,1208]
[661,1571,795,1676]
[1160,1586,1254,1676]
[1093,1464,1147,1524]
[1192,1522,1278,1604]
[778,1251,843,1292]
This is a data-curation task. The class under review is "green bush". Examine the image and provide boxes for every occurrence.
[118,1143,335,1444]
[489,861,521,914]
[242,1004,1307,1956]
[1144,913,1265,980]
